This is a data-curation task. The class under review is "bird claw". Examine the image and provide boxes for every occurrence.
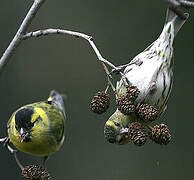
[111,64,130,75]
[165,0,194,8]
[0,137,17,154]
[164,0,194,19]
[0,137,10,148]
[0,137,8,143]
[111,67,124,75]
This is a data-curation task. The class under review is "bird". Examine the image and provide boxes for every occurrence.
[104,8,189,144]
[7,90,66,162]
[104,109,135,145]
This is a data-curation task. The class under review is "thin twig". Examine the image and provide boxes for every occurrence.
[0,137,8,142]
[170,6,188,19]
[0,0,46,74]
[0,137,24,169]
[14,152,24,170]
[0,137,18,154]
[104,84,110,93]
[162,0,194,19]
[22,29,118,70]
[0,0,117,91]
[22,28,118,91]
[163,0,180,7]
[107,75,116,92]
[146,125,153,131]
[0,0,119,92]
[179,0,194,8]
[22,29,116,66]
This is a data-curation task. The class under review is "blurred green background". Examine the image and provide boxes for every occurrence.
[0,0,194,179]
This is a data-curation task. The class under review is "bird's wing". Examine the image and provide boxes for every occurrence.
[37,102,65,145]
[48,90,66,119]
[7,112,16,129]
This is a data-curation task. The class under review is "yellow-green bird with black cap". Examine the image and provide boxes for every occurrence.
[7,90,66,162]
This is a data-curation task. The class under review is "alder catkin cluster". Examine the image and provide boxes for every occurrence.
[90,85,171,146]
[21,164,51,180]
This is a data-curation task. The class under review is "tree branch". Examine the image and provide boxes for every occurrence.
[0,0,117,92]
[163,0,180,7]
[0,0,46,73]
[179,0,194,8]
[162,0,194,19]
[22,29,117,71]
[22,28,117,91]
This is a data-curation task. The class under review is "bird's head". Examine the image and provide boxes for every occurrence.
[104,120,129,145]
[104,109,136,145]
[14,107,41,142]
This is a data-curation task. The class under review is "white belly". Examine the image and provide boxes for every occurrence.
[123,58,173,113]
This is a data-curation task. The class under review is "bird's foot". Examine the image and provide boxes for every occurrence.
[0,137,9,144]
[111,66,125,75]
[111,63,133,75]
[0,137,17,154]
[163,0,194,19]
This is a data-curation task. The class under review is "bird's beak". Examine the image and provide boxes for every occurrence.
[120,128,129,139]
[19,128,28,142]
[120,128,129,134]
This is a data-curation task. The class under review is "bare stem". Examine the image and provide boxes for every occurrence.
[0,0,117,92]
[162,0,180,7]
[0,137,8,142]
[107,75,116,92]
[22,28,117,90]
[22,29,117,70]
[0,137,17,154]
[162,0,194,19]
[0,0,46,74]
[146,125,153,131]
[0,137,24,169]
[179,0,194,8]
[14,152,24,170]
[22,29,118,70]
[104,84,110,93]
[0,0,118,93]
[170,6,188,19]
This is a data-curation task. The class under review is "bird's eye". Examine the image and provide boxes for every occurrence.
[34,116,42,124]
[114,122,120,127]
[47,100,52,105]
[37,116,42,121]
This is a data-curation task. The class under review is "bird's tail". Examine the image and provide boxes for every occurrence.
[48,90,66,118]
[164,8,189,37]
